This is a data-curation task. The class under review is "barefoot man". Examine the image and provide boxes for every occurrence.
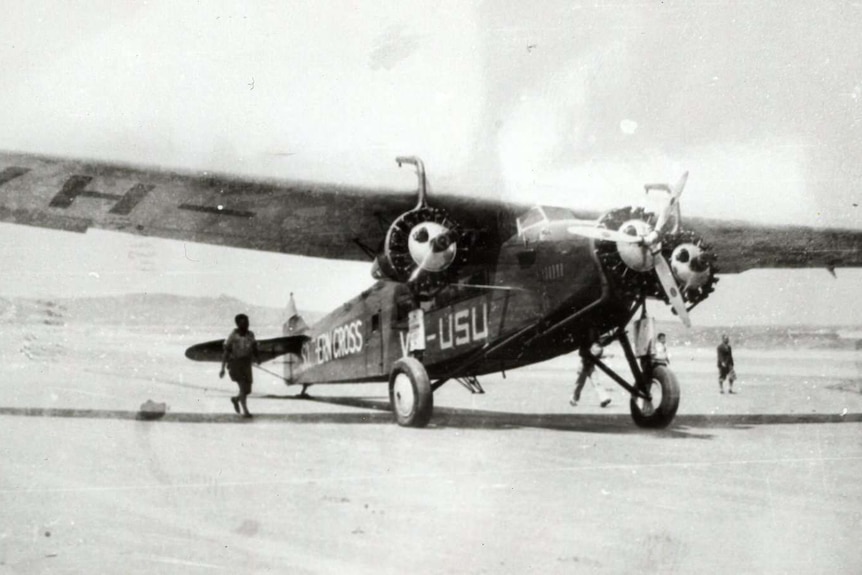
[220,314,260,417]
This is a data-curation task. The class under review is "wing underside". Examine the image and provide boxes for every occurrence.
[689,218,862,274]
[0,151,859,273]
[0,151,511,262]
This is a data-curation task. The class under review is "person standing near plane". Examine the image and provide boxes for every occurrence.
[717,334,736,394]
[220,313,260,417]
[571,343,612,408]
[652,332,670,366]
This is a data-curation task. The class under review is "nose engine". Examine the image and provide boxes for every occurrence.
[615,219,655,272]
[567,173,718,325]
[594,206,718,312]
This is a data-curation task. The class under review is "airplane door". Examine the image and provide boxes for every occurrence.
[365,306,385,377]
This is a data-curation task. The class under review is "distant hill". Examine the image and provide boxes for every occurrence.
[656,321,862,351]
[0,293,324,332]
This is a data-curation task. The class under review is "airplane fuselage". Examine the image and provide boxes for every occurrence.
[288,220,624,386]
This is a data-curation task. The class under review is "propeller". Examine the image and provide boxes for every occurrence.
[653,172,688,234]
[567,172,693,325]
[653,247,691,327]
[566,224,642,244]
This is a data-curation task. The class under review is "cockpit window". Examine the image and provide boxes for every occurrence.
[516,205,577,235]
[542,206,576,221]
[516,207,545,233]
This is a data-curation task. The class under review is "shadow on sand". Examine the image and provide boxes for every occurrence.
[2,394,859,438]
[283,394,862,436]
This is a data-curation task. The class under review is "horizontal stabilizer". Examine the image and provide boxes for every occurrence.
[185,335,309,363]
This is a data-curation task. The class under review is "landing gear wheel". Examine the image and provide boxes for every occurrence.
[388,357,433,428]
[630,365,680,429]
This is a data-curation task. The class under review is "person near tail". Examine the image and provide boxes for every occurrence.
[571,343,612,408]
[717,334,736,394]
[220,314,260,417]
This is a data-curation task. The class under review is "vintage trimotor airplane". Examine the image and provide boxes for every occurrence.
[1,152,860,428]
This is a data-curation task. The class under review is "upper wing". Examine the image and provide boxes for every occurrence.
[0,151,517,261]
[2,151,859,274]
[689,217,862,274]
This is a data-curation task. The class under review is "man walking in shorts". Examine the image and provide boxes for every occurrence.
[220,314,260,417]
[717,334,736,394]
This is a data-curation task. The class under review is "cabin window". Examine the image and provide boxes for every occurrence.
[371,313,380,332]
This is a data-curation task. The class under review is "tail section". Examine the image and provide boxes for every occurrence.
[185,335,308,363]
[283,292,309,335]
[281,292,309,386]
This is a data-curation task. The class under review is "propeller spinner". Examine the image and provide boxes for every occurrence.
[407,222,458,282]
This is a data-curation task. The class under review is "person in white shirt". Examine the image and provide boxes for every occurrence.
[652,332,670,366]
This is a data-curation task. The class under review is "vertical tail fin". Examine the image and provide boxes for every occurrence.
[283,292,309,335]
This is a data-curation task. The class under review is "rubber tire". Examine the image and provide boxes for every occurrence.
[388,357,433,428]
[630,365,680,429]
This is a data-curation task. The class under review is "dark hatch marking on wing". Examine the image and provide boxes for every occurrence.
[48,175,153,215]
[49,176,116,208]
[109,183,155,215]
[0,166,30,187]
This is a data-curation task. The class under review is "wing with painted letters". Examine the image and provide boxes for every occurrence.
[0,151,517,261]
[1,151,859,273]
[688,217,862,274]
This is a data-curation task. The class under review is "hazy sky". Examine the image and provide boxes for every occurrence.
[0,1,860,324]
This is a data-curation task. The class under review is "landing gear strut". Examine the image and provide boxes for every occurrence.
[456,375,485,394]
[583,326,680,429]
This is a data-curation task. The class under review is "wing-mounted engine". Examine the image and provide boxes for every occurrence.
[371,157,469,296]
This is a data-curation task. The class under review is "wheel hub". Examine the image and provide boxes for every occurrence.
[636,376,664,417]
[392,373,416,418]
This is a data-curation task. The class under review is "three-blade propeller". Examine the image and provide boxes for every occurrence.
[568,172,692,326]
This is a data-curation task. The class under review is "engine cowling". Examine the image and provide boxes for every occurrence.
[372,206,463,285]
